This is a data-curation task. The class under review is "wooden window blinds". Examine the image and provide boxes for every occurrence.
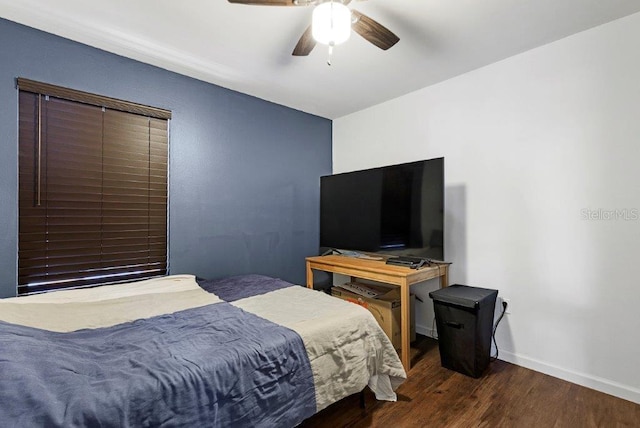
[17,78,171,294]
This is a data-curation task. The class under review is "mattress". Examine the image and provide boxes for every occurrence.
[0,274,405,427]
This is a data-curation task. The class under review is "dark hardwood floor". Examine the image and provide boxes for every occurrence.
[301,336,640,427]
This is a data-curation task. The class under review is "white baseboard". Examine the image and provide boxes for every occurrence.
[498,350,640,405]
[415,322,640,405]
[416,323,437,339]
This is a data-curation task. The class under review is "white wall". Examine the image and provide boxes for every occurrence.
[333,12,640,404]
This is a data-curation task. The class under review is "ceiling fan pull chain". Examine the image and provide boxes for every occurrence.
[327,44,334,66]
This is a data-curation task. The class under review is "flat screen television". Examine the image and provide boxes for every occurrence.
[320,157,444,260]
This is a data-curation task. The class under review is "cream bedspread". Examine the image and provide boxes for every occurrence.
[0,275,221,332]
[233,286,406,410]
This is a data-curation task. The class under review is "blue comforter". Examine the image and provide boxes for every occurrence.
[0,281,316,427]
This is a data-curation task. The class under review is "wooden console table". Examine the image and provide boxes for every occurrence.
[306,255,449,371]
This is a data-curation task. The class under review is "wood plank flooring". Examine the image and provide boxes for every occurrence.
[301,336,640,427]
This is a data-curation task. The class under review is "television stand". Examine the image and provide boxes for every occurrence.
[306,254,449,371]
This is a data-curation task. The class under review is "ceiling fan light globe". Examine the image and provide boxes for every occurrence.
[312,2,351,46]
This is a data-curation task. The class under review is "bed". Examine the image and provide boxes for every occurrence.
[0,274,406,427]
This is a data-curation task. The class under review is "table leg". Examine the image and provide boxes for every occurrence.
[400,278,411,371]
[439,265,449,288]
[306,261,314,289]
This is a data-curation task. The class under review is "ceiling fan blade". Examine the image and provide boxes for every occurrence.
[292,25,316,56]
[351,9,399,50]
[227,0,300,5]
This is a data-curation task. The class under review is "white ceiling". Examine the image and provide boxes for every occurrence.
[2,0,640,119]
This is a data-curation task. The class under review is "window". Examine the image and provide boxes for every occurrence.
[18,78,170,294]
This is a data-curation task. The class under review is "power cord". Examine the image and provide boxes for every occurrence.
[491,300,508,362]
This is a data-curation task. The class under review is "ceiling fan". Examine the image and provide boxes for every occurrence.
[227,0,399,58]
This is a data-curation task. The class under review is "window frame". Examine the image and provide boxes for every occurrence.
[17,78,171,295]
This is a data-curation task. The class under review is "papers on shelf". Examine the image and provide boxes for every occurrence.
[337,282,387,299]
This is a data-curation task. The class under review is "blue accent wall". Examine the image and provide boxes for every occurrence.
[0,18,332,298]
